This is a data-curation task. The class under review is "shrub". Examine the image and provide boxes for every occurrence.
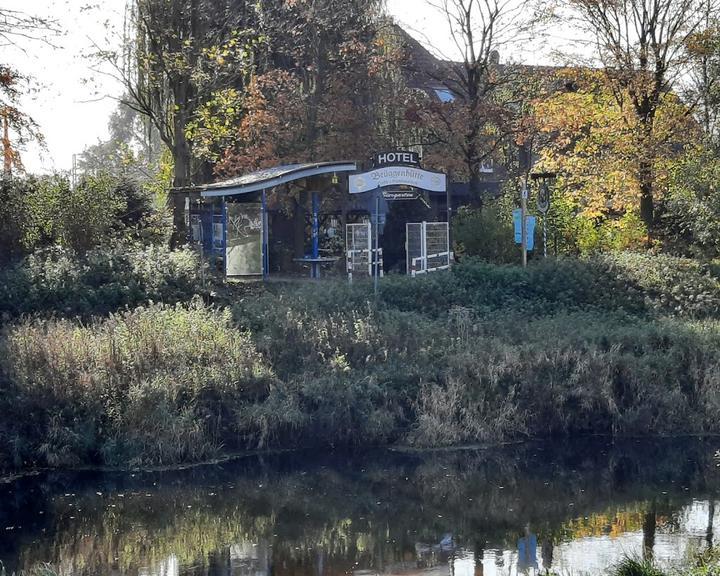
[5,252,720,470]
[613,558,666,576]
[0,173,169,261]
[0,301,273,467]
[0,244,208,319]
[453,204,518,264]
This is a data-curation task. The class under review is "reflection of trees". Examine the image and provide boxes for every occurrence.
[1,439,719,576]
[643,507,657,562]
[709,500,716,549]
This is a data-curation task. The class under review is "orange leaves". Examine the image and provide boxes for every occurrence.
[216,70,306,176]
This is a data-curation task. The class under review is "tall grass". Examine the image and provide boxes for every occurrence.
[3,251,720,469]
[0,563,58,576]
[0,301,274,468]
[610,549,720,576]
[613,558,667,576]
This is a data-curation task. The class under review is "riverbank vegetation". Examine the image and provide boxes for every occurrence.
[3,249,720,470]
[2,0,720,477]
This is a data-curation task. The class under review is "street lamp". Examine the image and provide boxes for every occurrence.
[530,172,556,258]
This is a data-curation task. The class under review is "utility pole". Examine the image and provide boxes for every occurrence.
[520,141,533,268]
[446,182,453,259]
[71,154,78,190]
[521,178,529,268]
[374,187,380,295]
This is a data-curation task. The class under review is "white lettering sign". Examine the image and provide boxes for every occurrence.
[376,152,419,166]
[349,167,447,194]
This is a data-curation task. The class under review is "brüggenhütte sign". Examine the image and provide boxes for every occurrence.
[349,167,447,194]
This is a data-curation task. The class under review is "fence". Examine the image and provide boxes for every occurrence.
[346,222,383,282]
[406,221,451,277]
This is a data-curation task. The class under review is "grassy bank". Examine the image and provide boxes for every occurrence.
[2,250,720,470]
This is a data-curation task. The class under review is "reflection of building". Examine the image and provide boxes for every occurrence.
[516,529,538,575]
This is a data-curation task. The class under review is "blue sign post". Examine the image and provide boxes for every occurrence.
[513,209,522,244]
[513,210,536,252]
[526,216,536,251]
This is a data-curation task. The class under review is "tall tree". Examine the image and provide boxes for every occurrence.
[564,0,719,232]
[533,68,694,252]
[685,0,720,144]
[215,0,388,174]
[0,9,57,48]
[77,99,163,179]
[99,0,264,188]
[0,67,42,175]
[413,0,538,206]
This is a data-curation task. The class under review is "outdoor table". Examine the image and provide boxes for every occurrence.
[293,256,340,279]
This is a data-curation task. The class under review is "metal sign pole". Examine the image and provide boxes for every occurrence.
[374,187,380,296]
[521,185,528,268]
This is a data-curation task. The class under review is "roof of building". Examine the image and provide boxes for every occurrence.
[391,24,571,100]
[200,161,358,198]
[387,24,456,93]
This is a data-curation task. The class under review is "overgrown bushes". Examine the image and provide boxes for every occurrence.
[0,244,208,318]
[233,286,720,449]
[0,173,167,262]
[382,253,720,318]
[0,301,273,468]
[3,249,720,470]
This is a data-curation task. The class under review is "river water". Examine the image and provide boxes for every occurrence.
[1,438,719,576]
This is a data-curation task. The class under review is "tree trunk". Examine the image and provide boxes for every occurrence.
[473,544,484,576]
[468,168,483,209]
[541,539,554,571]
[169,78,194,248]
[639,159,654,240]
[708,500,715,549]
[172,80,192,189]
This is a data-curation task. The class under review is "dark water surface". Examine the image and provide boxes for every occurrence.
[1,439,719,576]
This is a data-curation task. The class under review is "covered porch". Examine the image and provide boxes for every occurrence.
[172,156,452,281]
[181,161,365,279]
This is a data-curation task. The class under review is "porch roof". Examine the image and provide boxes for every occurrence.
[200,161,358,198]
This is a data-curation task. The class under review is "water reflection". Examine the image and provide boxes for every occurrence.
[0,438,718,576]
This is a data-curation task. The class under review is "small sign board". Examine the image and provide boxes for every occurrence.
[512,209,536,251]
[383,189,421,201]
[537,184,550,213]
[526,216,536,251]
[513,209,522,244]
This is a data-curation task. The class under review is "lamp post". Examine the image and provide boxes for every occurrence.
[530,172,556,259]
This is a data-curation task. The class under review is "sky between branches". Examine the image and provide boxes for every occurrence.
[4,0,570,173]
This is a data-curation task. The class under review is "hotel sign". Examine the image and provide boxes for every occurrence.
[349,166,447,194]
[374,151,420,168]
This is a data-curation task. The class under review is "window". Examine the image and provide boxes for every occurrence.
[480,158,494,173]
